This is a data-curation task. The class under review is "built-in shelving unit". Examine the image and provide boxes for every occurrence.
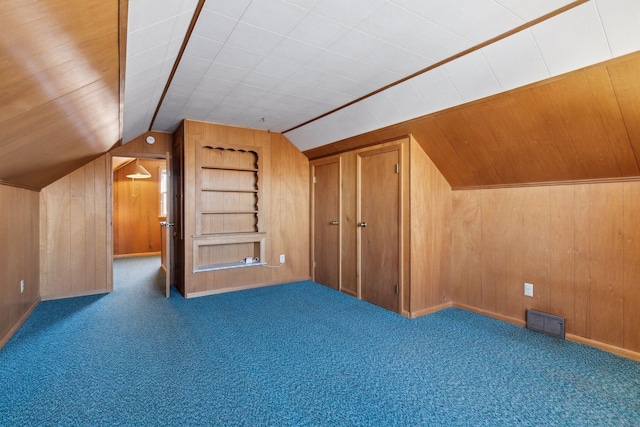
[193,144,265,272]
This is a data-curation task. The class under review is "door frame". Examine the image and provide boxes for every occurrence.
[107,151,173,296]
[310,155,343,291]
[355,139,406,313]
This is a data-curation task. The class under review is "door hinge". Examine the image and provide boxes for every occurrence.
[395,284,399,295]
[395,163,399,174]
[313,176,316,184]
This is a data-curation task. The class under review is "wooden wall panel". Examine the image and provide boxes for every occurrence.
[407,138,452,314]
[113,159,165,256]
[0,0,120,190]
[450,191,481,306]
[588,183,624,347]
[340,151,358,296]
[480,190,496,312]
[304,51,640,189]
[179,121,309,297]
[623,183,640,352]
[40,156,111,300]
[451,181,640,355]
[0,184,40,349]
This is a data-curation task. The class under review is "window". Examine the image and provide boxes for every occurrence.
[159,168,167,217]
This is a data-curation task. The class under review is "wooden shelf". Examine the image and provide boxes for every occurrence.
[202,210,258,215]
[201,188,258,193]
[201,166,258,172]
[194,260,266,273]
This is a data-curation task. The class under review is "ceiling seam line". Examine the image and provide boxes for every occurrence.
[148,0,207,131]
[282,0,590,135]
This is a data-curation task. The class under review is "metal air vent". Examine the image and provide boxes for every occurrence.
[526,309,565,339]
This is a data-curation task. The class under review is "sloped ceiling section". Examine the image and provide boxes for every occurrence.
[0,0,121,190]
[123,0,640,157]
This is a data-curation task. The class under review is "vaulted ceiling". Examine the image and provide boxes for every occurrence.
[1,0,639,190]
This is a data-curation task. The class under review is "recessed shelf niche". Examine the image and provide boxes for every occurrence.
[194,144,264,271]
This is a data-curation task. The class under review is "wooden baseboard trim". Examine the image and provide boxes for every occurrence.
[340,289,357,297]
[185,276,312,299]
[0,297,40,350]
[41,289,108,301]
[453,303,526,327]
[452,303,640,362]
[114,252,161,259]
[566,334,640,362]
[409,302,454,318]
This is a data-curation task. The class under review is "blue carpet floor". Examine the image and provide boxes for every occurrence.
[1,255,639,426]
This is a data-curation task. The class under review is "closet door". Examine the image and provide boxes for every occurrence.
[311,157,341,290]
[357,146,401,312]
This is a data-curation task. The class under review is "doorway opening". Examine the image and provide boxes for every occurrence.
[112,156,167,296]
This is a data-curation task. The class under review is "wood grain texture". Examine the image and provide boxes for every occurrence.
[409,138,452,313]
[303,52,640,189]
[311,158,341,290]
[358,146,400,312]
[39,156,111,300]
[113,159,165,256]
[451,181,639,353]
[0,184,40,348]
[0,0,120,189]
[178,121,309,296]
[623,182,640,352]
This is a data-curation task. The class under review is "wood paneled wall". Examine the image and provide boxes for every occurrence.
[40,156,110,300]
[113,159,165,256]
[0,184,40,348]
[179,121,310,297]
[451,182,640,355]
[409,137,452,315]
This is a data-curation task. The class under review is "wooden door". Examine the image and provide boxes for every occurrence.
[164,151,173,298]
[312,158,341,290]
[357,147,401,312]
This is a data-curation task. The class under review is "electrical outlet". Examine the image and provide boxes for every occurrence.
[524,282,534,297]
[20,280,24,294]
[279,254,285,264]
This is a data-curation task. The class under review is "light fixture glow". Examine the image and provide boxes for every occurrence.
[126,159,151,179]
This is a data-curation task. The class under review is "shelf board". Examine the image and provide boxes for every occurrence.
[201,210,258,215]
[201,166,258,172]
[194,260,266,273]
[201,188,258,193]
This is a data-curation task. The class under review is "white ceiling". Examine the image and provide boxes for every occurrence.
[123,0,640,151]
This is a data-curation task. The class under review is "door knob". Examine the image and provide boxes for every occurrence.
[330,221,340,225]
[358,222,367,228]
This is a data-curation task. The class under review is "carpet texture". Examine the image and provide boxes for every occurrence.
[1,255,639,426]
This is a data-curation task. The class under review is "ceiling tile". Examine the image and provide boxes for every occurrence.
[127,44,169,76]
[127,21,173,56]
[391,0,524,43]
[493,0,575,21]
[204,63,252,82]
[268,37,326,65]
[179,55,214,76]
[595,0,640,57]
[285,123,332,152]
[241,0,309,35]
[482,29,550,91]
[444,50,502,102]
[196,77,238,96]
[214,45,266,70]
[313,0,387,27]
[128,0,184,32]
[357,3,472,61]
[203,0,252,19]
[531,1,612,76]
[184,36,224,60]
[241,72,285,91]
[411,69,464,112]
[195,10,239,43]
[384,81,432,120]
[287,12,351,48]
[226,23,285,55]
[253,56,302,80]
[359,91,405,128]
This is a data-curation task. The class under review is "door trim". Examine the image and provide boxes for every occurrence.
[310,155,342,291]
[355,139,406,312]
